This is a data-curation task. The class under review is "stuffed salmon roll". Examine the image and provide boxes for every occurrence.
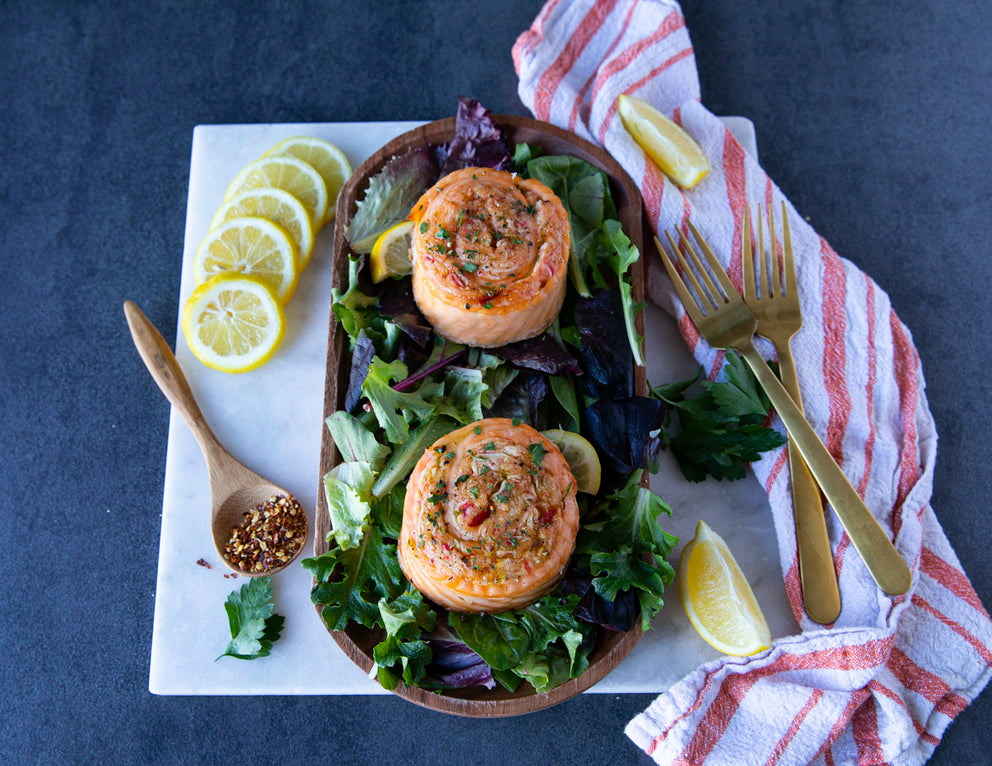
[398,418,580,614]
[408,167,570,348]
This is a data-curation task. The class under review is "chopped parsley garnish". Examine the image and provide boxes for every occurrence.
[527,442,547,467]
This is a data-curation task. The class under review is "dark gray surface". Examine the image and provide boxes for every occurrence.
[2,1,989,764]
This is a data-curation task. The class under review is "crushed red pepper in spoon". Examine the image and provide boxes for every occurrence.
[225,494,307,574]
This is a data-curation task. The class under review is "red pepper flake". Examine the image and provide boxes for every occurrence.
[195,558,212,569]
[224,494,307,574]
[539,507,557,524]
[463,504,491,527]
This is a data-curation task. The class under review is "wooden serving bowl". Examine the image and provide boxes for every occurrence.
[315,114,646,717]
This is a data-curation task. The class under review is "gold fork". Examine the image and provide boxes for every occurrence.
[743,203,841,624]
[656,223,911,596]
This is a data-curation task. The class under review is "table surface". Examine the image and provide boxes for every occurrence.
[2,1,990,764]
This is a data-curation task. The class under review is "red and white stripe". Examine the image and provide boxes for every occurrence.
[514,1,992,764]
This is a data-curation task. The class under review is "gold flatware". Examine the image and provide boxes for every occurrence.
[742,203,841,623]
[655,225,911,596]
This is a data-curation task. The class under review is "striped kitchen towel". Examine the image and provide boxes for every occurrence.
[514,1,992,764]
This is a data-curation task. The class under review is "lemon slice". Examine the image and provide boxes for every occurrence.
[182,273,286,373]
[264,136,351,224]
[210,188,314,270]
[618,94,710,189]
[369,220,413,283]
[678,520,772,656]
[225,156,329,229]
[194,217,299,304]
[541,429,602,495]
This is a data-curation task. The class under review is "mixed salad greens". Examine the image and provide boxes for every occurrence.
[303,98,784,694]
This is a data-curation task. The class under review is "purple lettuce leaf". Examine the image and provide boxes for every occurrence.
[559,569,638,633]
[573,290,634,399]
[345,331,376,413]
[584,396,666,478]
[376,280,433,348]
[439,96,514,175]
[420,624,496,690]
[491,335,583,377]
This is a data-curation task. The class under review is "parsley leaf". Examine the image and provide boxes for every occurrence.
[527,441,547,467]
[217,577,285,661]
[652,352,788,482]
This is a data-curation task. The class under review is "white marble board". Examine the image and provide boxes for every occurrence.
[147,117,798,696]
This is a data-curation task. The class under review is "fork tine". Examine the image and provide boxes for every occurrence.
[687,220,739,300]
[781,201,796,298]
[742,203,756,300]
[674,228,724,311]
[655,234,706,327]
[768,203,781,298]
[756,204,769,299]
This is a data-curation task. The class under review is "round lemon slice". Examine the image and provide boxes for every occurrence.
[182,273,286,373]
[224,155,329,229]
[541,429,602,495]
[369,220,413,283]
[210,188,314,270]
[617,94,710,189]
[263,136,351,224]
[194,217,299,304]
[678,520,772,656]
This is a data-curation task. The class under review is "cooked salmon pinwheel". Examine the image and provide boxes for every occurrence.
[408,167,570,348]
[398,418,580,614]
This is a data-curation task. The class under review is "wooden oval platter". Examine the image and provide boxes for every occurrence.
[315,114,646,717]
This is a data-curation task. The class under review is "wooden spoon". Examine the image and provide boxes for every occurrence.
[124,300,308,576]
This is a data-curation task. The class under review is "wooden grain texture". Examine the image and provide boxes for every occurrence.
[123,300,307,577]
[315,115,646,716]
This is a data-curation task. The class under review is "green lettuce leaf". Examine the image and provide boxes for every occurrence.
[323,461,376,550]
[601,219,645,367]
[325,410,390,471]
[303,525,406,631]
[362,357,439,444]
[575,472,678,630]
[429,366,488,424]
[372,589,438,691]
[331,256,383,349]
[344,147,437,253]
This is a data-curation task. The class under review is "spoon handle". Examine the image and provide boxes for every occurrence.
[123,301,223,457]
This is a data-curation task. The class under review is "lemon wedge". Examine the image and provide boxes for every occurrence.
[225,155,329,229]
[369,220,413,283]
[541,429,602,495]
[678,520,772,656]
[618,94,710,188]
[194,217,299,304]
[210,188,314,270]
[263,136,351,224]
[182,273,286,373]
